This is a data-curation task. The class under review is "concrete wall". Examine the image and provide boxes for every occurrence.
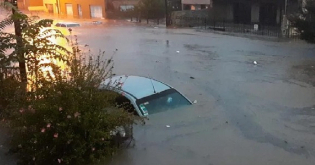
[59,0,106,19]
[251,3,259,23]
[226,3,233,22]
[17,0,29,10]
[171,9,208,26]
[208,2,231,22]
[43,0,58,14]
[17,0,40,9]
[29,0,43,6]
[112,0,138,10]
[182,0,211,5]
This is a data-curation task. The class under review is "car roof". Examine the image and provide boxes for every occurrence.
[56,22,79,25]
[100,75,171,99]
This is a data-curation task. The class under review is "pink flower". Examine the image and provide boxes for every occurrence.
[59,107,63,111]
[54,133,58,138]
[41,128,46,133]
[28,105,35,113]
[92,147,95,151]
[74,112,81,118]
[47,123,51,128]
[19,108,24,113]
[57,159,62,163]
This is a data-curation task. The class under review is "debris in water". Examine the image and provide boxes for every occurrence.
[166,40,169,45]
[166,125,170,128]
[225,121,228,124]
[253,61,257,65]
[154,27,158,29]
[193,100,197,104]
[176,51,180,53]
[190,76,195,79]
[284,140,288,144]
[116,49,118,51]
[301,146,305,149]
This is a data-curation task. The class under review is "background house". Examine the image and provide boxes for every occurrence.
[106,0,139,11]
[17,0,45,11]
[58,0,106,19]
[17,0,106,19]
[182,0,212,10]
[208,0,286,26]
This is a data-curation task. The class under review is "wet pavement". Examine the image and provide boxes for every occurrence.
[2,20,315,165]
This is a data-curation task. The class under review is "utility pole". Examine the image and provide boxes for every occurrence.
[165,0,169,27]
[6,0,27,83]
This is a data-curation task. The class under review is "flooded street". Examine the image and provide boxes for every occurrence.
[75,23,315,165]
[1,20,315,165]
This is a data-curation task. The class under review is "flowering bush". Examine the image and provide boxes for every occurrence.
[5,40,142,164]
[0,5,142,163]
[10,81,137,165]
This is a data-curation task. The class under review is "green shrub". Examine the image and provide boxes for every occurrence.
[0,71,21,119]
[289,0,315,43]
[6,41,142,165]
[10,82,137,165]
[0,5,142,163]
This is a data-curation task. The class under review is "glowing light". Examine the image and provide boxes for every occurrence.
[27,27,71,91]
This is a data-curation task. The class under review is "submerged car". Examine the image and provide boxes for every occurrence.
[99,75,192,117]
[55,22,80,28]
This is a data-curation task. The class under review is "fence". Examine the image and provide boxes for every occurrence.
[171,16,301,39]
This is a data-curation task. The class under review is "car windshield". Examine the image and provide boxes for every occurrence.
[136,89,191,115]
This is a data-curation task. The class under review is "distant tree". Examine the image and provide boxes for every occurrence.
[289,0,315,43]
[137,0,165,23]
